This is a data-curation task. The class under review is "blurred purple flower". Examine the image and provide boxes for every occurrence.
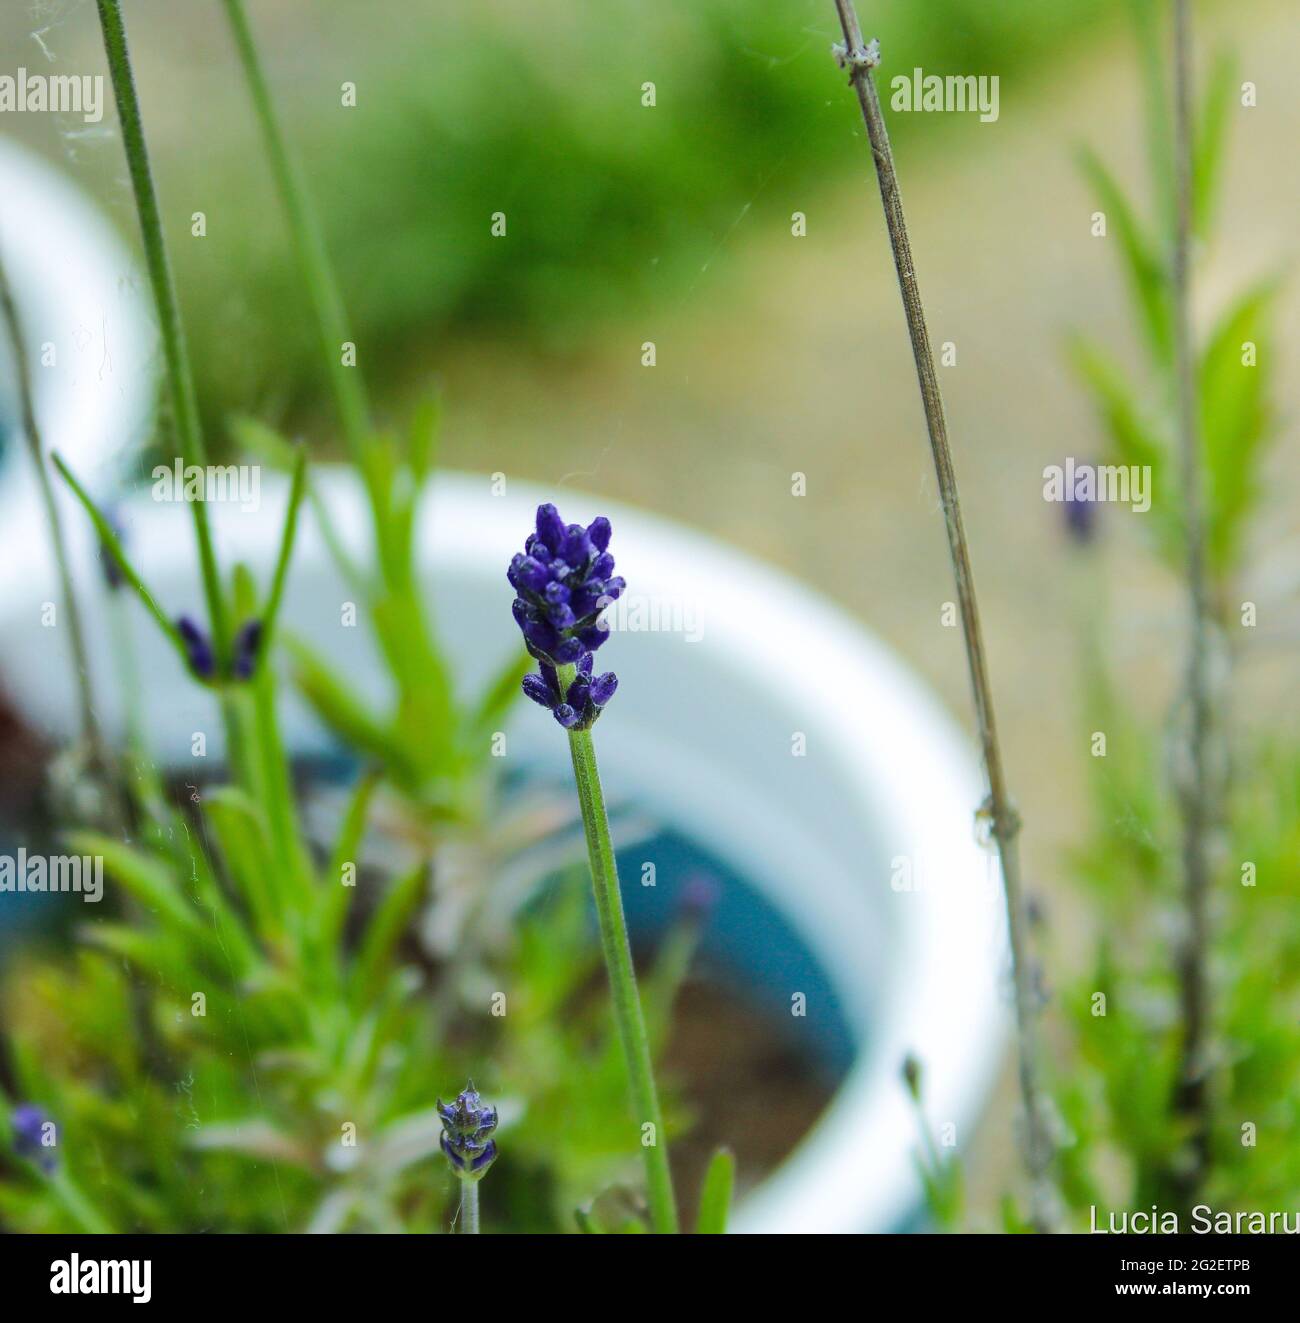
[1062,471,1098,544]
[11,1103,56,1173]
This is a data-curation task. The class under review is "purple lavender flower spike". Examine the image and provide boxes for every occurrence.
[11,1103,56,1173]
[511,503,624,727]
[438,1081,499,1183]
[176,615,215,679]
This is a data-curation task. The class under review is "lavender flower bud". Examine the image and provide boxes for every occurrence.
[176,615,215,679]
[438,1081,499,1181]
[519,652,619,732]
[232,619,263,681]
[587,516,612,553]
[521,672,556,707]
[535,503,566,556]
[11,1103,56,1173]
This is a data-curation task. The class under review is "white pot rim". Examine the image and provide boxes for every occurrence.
[0,137,152,569]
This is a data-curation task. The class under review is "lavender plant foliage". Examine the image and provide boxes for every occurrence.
[11,1103,55,1173]
[438,1082,498,1180]
[509,504,622,729]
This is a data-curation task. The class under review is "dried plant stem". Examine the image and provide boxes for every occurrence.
[96,0,229,665]
[1170,0,1212,1192]
[0,251,103,764]
[559,663,678,1233]
[830,0,1057,1231]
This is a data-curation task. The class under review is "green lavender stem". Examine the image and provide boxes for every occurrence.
[558,665,678,1233]
[0,250,103,766]
[95,0,229,666]
[219,0,372,466]
[460,1179,479,1234]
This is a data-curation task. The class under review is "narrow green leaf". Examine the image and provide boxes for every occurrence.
[203,785,282,936]
[67,831,200,935]
[51,454,191,669]
[695,1147,735,1234]
[286,636,417,781]
[259,444,308,657]
[321,765,381,950]
[406,392,441,486]
[1199,281,1278,569]
[352,860,429,1003]
[1065,334,1168,474]
[1076,148,1173,368]
[1193,49,1238,239]
[469,647,530,751]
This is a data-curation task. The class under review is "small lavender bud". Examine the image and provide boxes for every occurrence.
[438,1081,499,1181]
[535,503,566,556]
[589,672,618,707]
[176,615,215,679]
[232,619,263,681]
[521,672,555,707]
[560,524,591,567]
[587,516,612,552]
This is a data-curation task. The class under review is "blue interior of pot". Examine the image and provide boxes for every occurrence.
[617,827,856,1078]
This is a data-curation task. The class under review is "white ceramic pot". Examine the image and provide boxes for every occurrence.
[0,469,1008,1233]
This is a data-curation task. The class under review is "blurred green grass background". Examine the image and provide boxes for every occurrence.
[2,0,1121,431]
